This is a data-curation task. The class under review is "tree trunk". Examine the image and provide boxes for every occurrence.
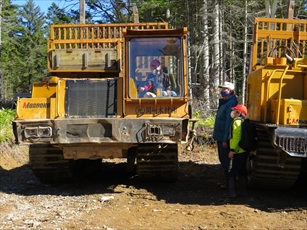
[211,0,220,108]
[201,0,210,109]
[265,0,278,17]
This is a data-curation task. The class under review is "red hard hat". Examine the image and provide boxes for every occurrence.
[232,104,247,116]
[151,59,161,69]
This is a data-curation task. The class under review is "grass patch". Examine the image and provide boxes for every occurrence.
[0,108,15,143]
[192,110,215,146]
[193,110,215,129]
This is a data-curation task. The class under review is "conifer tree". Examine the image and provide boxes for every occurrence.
[13,0,47,92]
[0,0,20,99]
[46,3,75,25]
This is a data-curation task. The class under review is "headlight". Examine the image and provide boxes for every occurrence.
[148,125,163,136]
[24,126,52,138]
[147,124,175,136]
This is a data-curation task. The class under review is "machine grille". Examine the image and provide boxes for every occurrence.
[275,127,307,157]
[276,137,307,155]
[66,79,117,118]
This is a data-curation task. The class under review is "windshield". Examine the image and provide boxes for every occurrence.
[128,37,183,98]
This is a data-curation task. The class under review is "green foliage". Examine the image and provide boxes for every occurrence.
[0,109,15,143]
[46,3,76,25]
[132,0,170,23]
[0,0,21,98]
[193,110,215,129]
[1,0,48,96]
[85,0,130,23]
[198,116,215,129]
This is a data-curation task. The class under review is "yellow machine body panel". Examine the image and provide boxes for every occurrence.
[124,99,188,118]
[16,98,56,119]
[270,99,307,125]
[32,82,57,98]
[246,63,307,125]
[50,48,119,71]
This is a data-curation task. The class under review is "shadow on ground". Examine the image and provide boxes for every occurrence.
[1,160,306,213]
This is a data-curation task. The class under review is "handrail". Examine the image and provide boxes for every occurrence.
[276,66,289,125]
[49,23,169,50]
[252,18,307,71]
[264,66,289,123]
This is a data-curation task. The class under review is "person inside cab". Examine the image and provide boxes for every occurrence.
[138,59,177,98]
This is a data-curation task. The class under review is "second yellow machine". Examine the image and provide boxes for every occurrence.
[246,18,307,189]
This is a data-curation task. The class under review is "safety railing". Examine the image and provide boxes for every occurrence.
[48,23,169,50]
[251,18,307,70]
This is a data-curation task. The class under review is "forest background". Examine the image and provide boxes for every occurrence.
[0,0,306,114]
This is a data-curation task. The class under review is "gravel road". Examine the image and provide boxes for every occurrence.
[1,141,307,229]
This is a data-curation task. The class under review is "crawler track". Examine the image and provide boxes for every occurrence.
[136,143,178,182]
[29,145,74,183]
[248,126,302,189]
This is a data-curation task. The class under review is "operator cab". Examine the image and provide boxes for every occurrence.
[128,36,184,98]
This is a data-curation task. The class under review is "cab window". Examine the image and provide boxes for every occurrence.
[128,37,183,98]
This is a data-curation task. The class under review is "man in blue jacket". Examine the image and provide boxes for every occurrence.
[213,81,238,188]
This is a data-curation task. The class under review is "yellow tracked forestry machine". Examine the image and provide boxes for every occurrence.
[12,22,196,183]
[247,18,307,189]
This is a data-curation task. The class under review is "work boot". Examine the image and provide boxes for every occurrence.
[237,175,248,196]
[223,177,236,198]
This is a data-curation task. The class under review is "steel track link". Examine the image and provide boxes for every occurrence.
[248,126,302,189]
[136,143,178,182]
[29,145,74,183]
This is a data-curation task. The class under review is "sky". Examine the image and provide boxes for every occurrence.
[11,0,80,14]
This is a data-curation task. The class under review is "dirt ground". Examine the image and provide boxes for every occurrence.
[0,140,307,230]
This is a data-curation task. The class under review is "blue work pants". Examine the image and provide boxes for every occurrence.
[217,141,230,174]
